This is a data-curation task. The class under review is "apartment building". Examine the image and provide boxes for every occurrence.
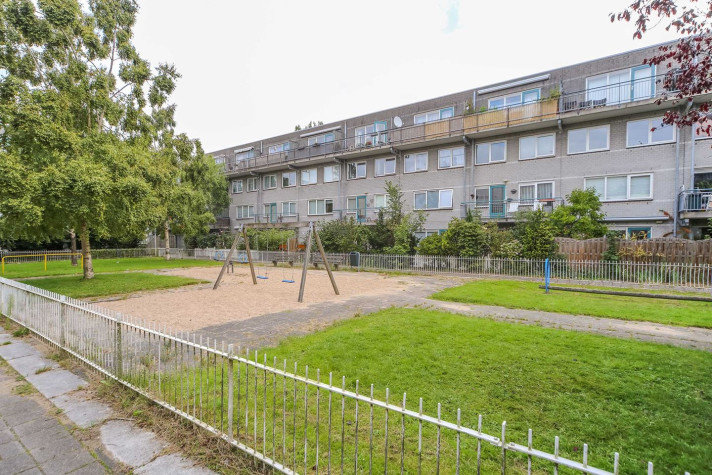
[211,42,712,240]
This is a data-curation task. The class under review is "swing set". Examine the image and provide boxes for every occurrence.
[212,223,339,302]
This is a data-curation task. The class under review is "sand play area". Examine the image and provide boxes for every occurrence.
[99,265,411,332]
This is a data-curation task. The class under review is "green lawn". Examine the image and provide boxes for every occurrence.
[2,257,222,279]
[20,272,207,298]
[257,308,710,474]
[431,279,712,328]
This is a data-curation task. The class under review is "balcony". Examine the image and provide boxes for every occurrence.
[463,98,559,133]
[679,189,712,220]
[461,198,564,221]
[253,213,302,225]
[560,73,669,114]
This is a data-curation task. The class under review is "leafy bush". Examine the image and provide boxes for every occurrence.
[417,234,444,256]
[441,216,488,257]
[550,188,608,239]
[318,218,368,253]
[514,209,558,259]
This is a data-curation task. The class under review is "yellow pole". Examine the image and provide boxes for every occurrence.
[44,254,47,272]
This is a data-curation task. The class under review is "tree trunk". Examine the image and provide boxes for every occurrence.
[69,229,77,266]
[164,220,171,261]
[80,222,94,279]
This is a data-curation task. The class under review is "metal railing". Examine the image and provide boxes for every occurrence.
[253,213,301,224]
[460,198,564,220]
[679,188,712,213]
[560,73,667,113]
[0,276,689,474]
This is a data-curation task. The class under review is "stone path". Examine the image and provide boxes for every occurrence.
[0,331,216,475]
[197,275,712,351]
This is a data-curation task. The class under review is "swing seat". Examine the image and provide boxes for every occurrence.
[257,275,269,280]
[281,279,295,283]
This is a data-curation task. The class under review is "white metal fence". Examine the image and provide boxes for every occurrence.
[0,276,690,474]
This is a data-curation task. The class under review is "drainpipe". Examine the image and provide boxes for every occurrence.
[690,123,697,189]
[674,101,693,237]
[462,136,471,217]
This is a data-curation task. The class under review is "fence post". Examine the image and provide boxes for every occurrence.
[227,344,234,439]
[115,314,123,379]
[59,296,67,348]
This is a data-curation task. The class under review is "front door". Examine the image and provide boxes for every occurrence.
[490,185,505,218]
[265,203,277,223]
[356,195,367,223]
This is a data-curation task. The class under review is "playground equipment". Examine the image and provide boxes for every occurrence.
[1,253,83,275]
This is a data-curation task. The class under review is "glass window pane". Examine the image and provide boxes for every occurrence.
[386,159,395,174]
[476,144,490,164]
[568,129,587,154]
[520,137,536,159]
[585,178,605,197]
[440,190,453,208]
[537,183,553,199]
[627,119,649,146]
[505,94,522,107]
[427,191,439,209]
[589,126,608,150]
[630,175,651,198]
[522,90,539,103]
[651,118,674,143]
[606,176,628,200]
[475,188,489,206]
[347,198,356,210]
[416,153,428,170]
[414,193,426,210]
[357,163,366,177]
[489,98,504,110]
[325,200,333,213]
[537,135,554,156]
[520,185,535,202]
[375,159,384,176]
[490,142,505,162]
[438,150,450,168]
[414,114,426,125]
[427,111,440,122]
[309,201,316,214]
[452,147,465,166]
[441,108,454,119]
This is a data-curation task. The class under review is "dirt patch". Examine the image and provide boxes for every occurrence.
[99,265,409,332]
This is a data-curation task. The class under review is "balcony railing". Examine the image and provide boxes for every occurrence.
[253,213,301,224]
[679,189,712,214]
[560,73,670,113]
[461,198,564,220]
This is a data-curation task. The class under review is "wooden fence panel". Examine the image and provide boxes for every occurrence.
[555,237,712,264]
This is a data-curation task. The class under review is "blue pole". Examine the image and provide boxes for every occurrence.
[545,258,550,294]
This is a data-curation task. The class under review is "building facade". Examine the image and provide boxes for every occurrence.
[210,42,712,240]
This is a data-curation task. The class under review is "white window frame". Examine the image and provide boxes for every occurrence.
[519,133,556,160]
[404,152,428,173]
[215,156,225,165]
[235,150,256,161]
[268,142,290,154]
[307,199,334,216]
[263,175,277,190]
[307,132,335,146]
[347,161,367,180]
[414,189,454,210]
[474,187,490,207]
[246,177,258,192]
[567,125,610,155]
[488,89,541,110]
[323,165,340,183]
[300,168,318,186]
[585,174,653,202]
[475,141,507,165]
[626,117,676,148]
[231,180,243,194]
[375,157,396,177]
[519,181,555,202]
[282,201,297,216]
[414,107,455,125]
[282,171,297,188]
[373,194,387,209]
[355,122,388,147]
[438,147,465,169]
[236,205,254,219]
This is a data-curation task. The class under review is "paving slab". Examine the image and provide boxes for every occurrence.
[135,453,215,475]
[0,451,36,474]
[6,354,58,377]
[26,369,86,399]
[51,394,111,429]
[99,420,167,467]
[39,447,97,475]
[0,341,41,360]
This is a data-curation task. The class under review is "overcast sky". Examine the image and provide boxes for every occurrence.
[132,0,679,152]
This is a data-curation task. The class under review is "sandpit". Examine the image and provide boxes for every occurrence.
[99,265,411,332]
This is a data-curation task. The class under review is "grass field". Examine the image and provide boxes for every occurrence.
[20,273,207,298]
[431,279,712,328]
[256,308,710,474]
[2,257,222,279]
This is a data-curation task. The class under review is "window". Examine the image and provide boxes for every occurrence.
[375,157,396,176]
[308,199,334,215]
[301,168,317,185]
[236,205,254,219]
[324,165,340,183]
[476,141,506,164]
[347,162,366,179]
[282,202,297,216]
[268,142,290,154]
[263,175,277,190]
[519,133,555,160]
[414,107,454,124]
[475,188,489,207]
[231,180,243,194]
[235,149,256,161]
[355,122,387,147]
[626,117,675,147]
[488,89,540,110]
[585,174,653,201]
[404,152,428,173]
[519,182,554,202]
[414,189,453,210]
[438,147,465,169]
[586,65,654,105]
[374,194,387,209]
[568,125,610,154]
[307,133,335,146]
[627,227,651,240]
[347,197,358,211]
[415,230,446,240]
[282,171,296,188]
[215,156,225,165]
[247,177,258,192]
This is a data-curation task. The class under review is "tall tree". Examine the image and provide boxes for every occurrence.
[612,1,712,132]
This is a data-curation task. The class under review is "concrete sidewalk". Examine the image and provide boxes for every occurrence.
[0,331,216,475]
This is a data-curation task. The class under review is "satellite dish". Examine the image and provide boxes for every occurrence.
[393,116,403,128]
